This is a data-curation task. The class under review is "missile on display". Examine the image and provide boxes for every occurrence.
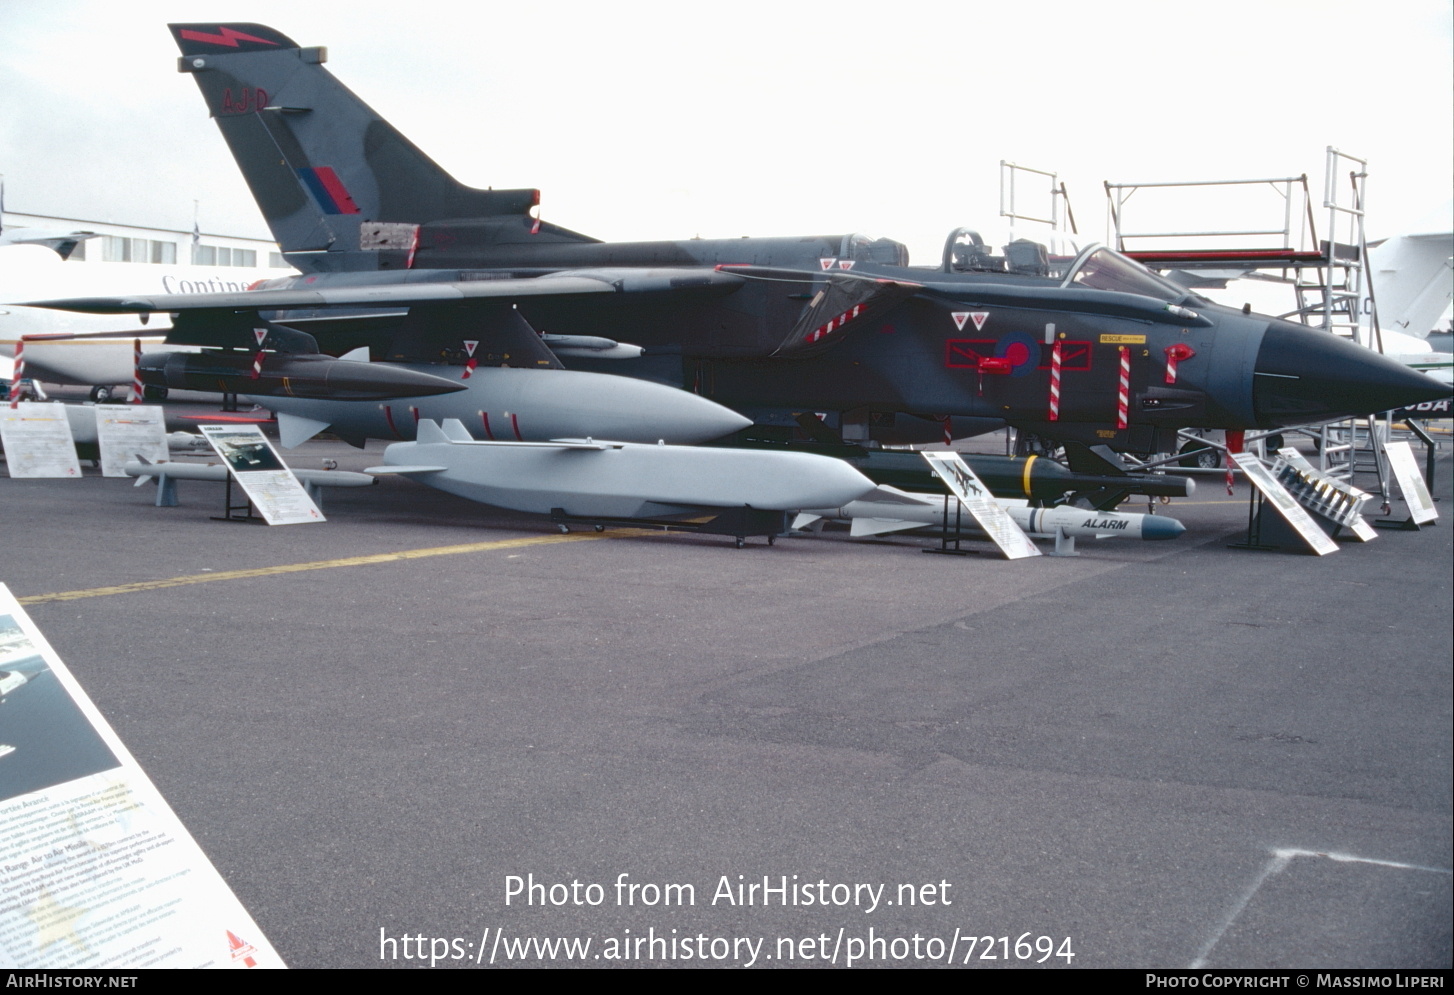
[261,366,754,449]
[795,486,1186,541]
[368,419,876,522]
[140,350,467,401]
[125,456,376,509]
[736,443,1195,504]
[124,458,376,488]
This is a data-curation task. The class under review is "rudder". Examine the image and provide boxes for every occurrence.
[170,23,541,270]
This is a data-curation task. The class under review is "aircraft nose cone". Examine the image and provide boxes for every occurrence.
[1253,320,1452,425]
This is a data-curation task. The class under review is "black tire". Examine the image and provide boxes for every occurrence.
[1178,441,1220,469]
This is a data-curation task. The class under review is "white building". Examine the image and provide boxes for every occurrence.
[0,209,289,271]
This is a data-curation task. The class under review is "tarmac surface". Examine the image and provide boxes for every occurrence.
[1,397,1450,969]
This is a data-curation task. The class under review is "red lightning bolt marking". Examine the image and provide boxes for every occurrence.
[179,27,279,47]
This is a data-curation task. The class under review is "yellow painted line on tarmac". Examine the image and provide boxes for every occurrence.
[18,530,635,605]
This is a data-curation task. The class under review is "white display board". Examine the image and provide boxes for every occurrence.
[920,452,1041,559]
[0,403,81,479]
[1231,452,1339,555]
[94,405,169,479]
[1381,440,1437,526]
[0,585,285,968]
[199,425,324,526]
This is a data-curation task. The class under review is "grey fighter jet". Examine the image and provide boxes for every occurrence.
[30,23,1449,455]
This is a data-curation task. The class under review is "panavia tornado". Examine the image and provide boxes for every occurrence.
[29,23,1449,455]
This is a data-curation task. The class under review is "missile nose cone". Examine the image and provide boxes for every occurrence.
[669,395,752,443]
[1141,515,1186,541]
[1254,321,1452,425]
[341,363,467,398]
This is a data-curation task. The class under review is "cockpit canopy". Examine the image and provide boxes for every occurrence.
[840,232,910,267]
[940,227,1192,303]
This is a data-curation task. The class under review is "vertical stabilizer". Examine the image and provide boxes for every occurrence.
[169,23,543,271]
[1366,233,1454,338]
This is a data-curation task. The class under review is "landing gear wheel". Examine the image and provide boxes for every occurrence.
[89,385,114,403]
[735,537,745,549]
[1264,433,1285,452]
[557,524,570,534]
[1178,441,1220,469]
[142,385,168,402]
[767,535,775,546]
[594,525,605,532]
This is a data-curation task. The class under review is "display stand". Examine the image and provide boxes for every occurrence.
[1226,452,1339,555]
[919,452,1041,560]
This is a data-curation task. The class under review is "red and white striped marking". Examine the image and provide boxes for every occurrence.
[1047,340,1063,422]
[1224,429,1243,495]
[9,337,24,406]
[808,303,865,344]
[406,226,421,268]
[462,339,479,379]
[1164,342,1195,384]
[942,415,953,446]
[132,338,144,403]
[250,327,268,380]
[1116,346,1131,429]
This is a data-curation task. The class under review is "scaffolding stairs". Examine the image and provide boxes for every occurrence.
[1103,148,1392,491]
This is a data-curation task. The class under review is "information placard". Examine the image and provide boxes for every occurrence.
[199,425,324,525]
[94,405,168,478]
[1381,440,1437,525]
[0,585,284,968]
[1231,452,1339,555]
[920,452,1041,559]
[0,403,81,479]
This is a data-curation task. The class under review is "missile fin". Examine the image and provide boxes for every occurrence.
[849,517,922,537]
[365,465,447,475]
[415,419,452,445]
[439,419,474,442]
[278,412,332,449]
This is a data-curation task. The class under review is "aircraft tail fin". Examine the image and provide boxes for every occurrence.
[1366,233,1454,338]
[169,23,557,270]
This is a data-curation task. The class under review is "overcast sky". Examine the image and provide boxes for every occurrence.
[2,0,1450,265]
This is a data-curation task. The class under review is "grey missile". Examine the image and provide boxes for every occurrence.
[140,350,468,400]
[796,486,1186,540]
[260,366,753,448]
[124,459,377,488]
[124,457,376,510]
[368,418,876,519]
